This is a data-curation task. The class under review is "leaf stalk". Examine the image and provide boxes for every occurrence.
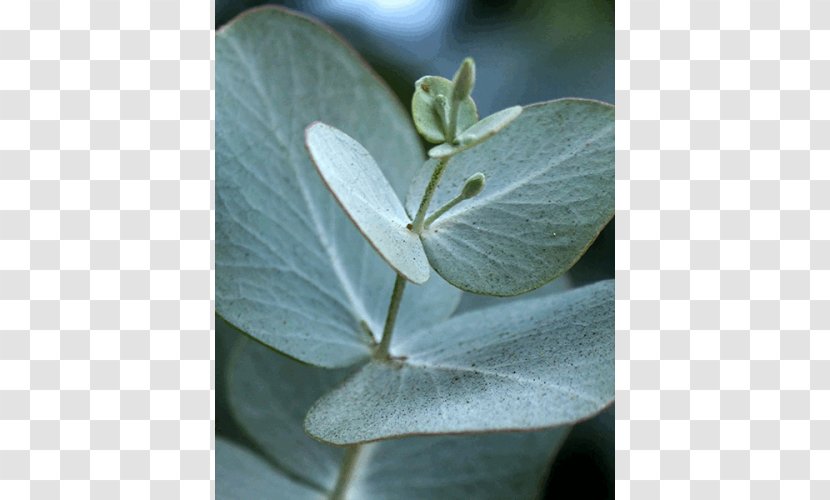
[423,195,463,228]
[423,172,485,228]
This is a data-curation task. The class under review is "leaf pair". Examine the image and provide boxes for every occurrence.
[304,58,527,287]
[219,333,569,499]
[307,96,614,297]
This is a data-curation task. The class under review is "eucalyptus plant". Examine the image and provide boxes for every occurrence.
[217,6,614,499]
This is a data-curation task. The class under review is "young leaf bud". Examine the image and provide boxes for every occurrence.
[451,58,476,104]
[460,172,485,199]
[422,171,485,228]
[411,61,478,144]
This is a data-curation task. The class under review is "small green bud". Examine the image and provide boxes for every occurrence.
[411,62,478,144]
[422,171,486,228]
[451,58,476,103]
[460,172,485,199]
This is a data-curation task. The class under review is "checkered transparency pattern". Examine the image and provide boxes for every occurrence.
[0,1,214,498]
[617,0,830,497]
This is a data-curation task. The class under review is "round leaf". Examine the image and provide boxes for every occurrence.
[227,339,348,491]
[227,337,569,500]
[305,280,614,444]
[306,122,429,283]
[216,7,460,367]
[408,99,615,296]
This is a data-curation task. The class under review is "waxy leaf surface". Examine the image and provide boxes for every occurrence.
[305,280,614,444]
[306,122,429,283]
[409,99,614,296]
[216,7,459,368]
[226,337,568,499]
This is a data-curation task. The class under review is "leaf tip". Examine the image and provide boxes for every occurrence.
[304,120,324,135]
[427,143,454,159]
[451,57,476,103]
[303,120,328,150]
[408,266,430,285]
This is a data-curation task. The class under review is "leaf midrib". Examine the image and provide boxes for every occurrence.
[228,28,381,342]
[401,359,606,407]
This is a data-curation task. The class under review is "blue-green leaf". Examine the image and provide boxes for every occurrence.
[305,280,614,444]
[227,339,349,491]
[305,122,429,283]
[226,337,569,500]
[408,99,614,296]
[216,438,325,500]
[216,7,459,368]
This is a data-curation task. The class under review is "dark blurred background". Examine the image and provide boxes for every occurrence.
[216,1,614,498]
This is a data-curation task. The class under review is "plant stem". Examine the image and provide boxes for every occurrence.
[411,157,449,234]
[331,445,363,500]
[377,273,407,357]
[423,193,464,228]
[377,157,451,357]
